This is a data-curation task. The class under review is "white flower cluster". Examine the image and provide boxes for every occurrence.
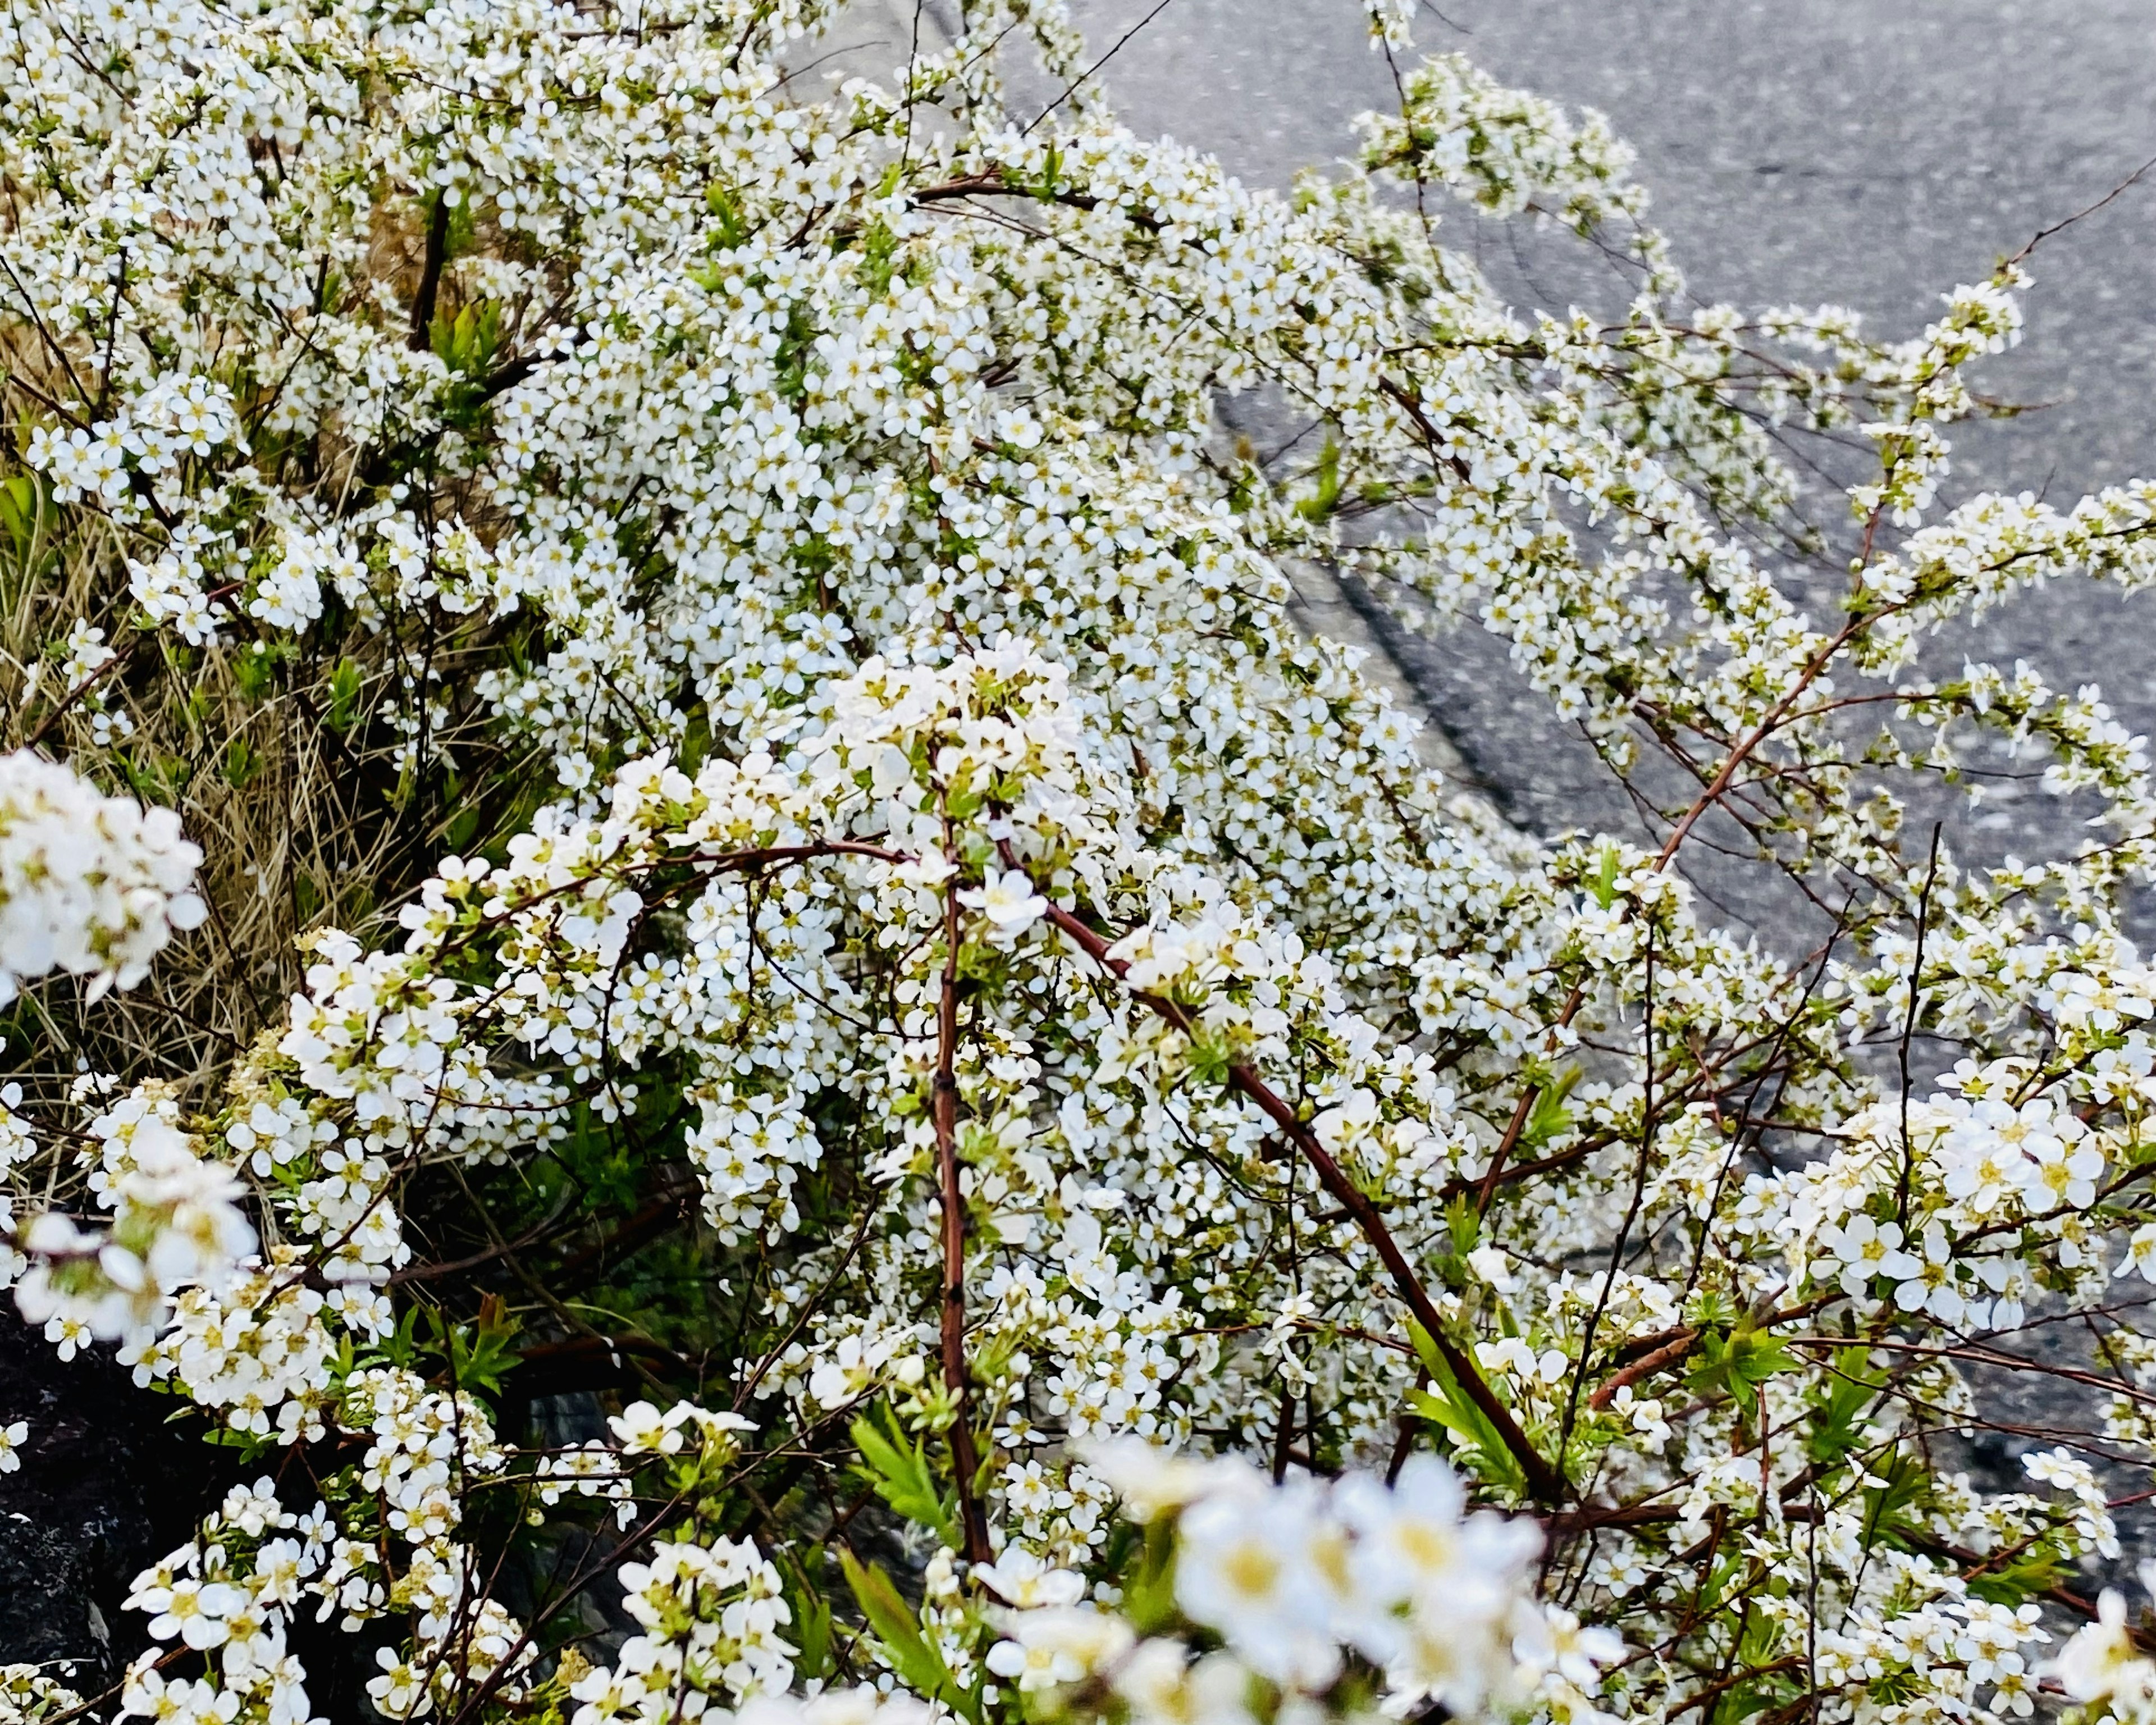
[988,1443,1607,1722]
[568,1535,797,1725]
[0,1667,82,1725]
[119,1478,336,1725]
[8,0,2156,1721]
[0,751,203,1003]
[116,1373,528,1725]
[13,1091,253,1349]
[2057,1567,2156,1724]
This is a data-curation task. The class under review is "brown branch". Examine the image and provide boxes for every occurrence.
[1589,1330,1699,1410]
[936,868,993,1564]
[409,191,452,352]
[1588,1295,1839,1410]
[1008,845,1568,1505]
[1668,1657,1806,1719]
[1656,612,1872,867]
[20,647,135,749]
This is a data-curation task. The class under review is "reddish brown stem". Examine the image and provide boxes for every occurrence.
[936,872,993,1565]
[1013,852,1566,1505]
[1589,1330,1700,1410]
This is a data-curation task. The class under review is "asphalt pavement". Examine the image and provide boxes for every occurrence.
[1004,2,2156,914]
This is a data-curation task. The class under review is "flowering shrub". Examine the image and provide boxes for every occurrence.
[0,752,203,1005]
[5,0,2156,1722]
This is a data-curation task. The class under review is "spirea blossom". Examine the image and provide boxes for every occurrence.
[3,0,2156,1722]
[13,1100,254,1347]
[0,752,204,1003]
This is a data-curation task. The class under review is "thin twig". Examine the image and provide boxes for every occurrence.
[1004,842,1568,1505]
[935,857,993,1564]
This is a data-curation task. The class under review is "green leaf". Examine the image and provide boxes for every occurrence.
[222,737,262,789]
[857,218,902,295]
[430,299,501,378]
[705,182,748,249]
[326,657,364,730]
[1519,1066,1581,1153]
[1295,436,1344,522]
[850,1402,959,1550]
[838,1548,977,1721]
[437,1293,521,1402]
[1587,842,1623,909]
[1121,1517,1178,1635]
[1404,1320,1528,1499]
[1965,1545,2067,1607]
[1859,1452,1932,1552]
[778,1549,835,1680]
[0,472,61,592]
[1685,1322,1793,1404]
[1806,1358,1887,1467]
[1185,1031,1232,1088]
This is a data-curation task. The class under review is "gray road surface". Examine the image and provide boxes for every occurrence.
[1035,1,2156,1506]
[1006,1,2156,912]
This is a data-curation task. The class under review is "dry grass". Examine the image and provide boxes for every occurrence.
[0,307,528,1112]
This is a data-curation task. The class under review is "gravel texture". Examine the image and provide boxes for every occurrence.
[0,1312,208,1687]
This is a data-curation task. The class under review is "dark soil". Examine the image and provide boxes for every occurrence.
[0,1312,209,1687]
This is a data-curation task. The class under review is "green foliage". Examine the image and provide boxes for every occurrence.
[1118,1518,1179,1636]
[1963,1545,2067,1607]
[1295,437,1344,522]
[779,1548,837,1682]
[850,1400,958,1550]
[0,471,60,593]
[1586,841,1623,909]
[1518,1066,1581,1154]
[1405,1318,1529,1500]
[838,1548,981,1723]
[1858,1452,1933,1553]
[1806,1358,1887,1467]
[434,1294,523,1403]
[1684,1320,1793,1406]
[705,180,749,250]
[430,300,503,428]
[325,657,366,731]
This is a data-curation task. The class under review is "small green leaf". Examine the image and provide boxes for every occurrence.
[222,737,261,788]
[1295,436,1344,522]
[1685,1324,1794,1404]
[1121,1517,1178,1635]
[839,1548,977,1720]
[779,1549,835,1680]
[706,181,748,249]
[325,656,364,729]
[851,1402,958,1550]
[1587,842,1623,910]
[1520,1067,1581,1153]
[1404,1320,1528,1500]
[1965,1546,2067,1607]
[1806,1358,1887,1467]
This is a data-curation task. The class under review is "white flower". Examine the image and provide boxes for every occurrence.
[958,869,1050,936]
[2053,1590,2153,1706]
[1174,1482,1346,1691]
[608,1400,684,1455]
[1814,1213,1920,1298]
[1514,1604,1624,1693]
[0,752,204,1003]
[986,1608,1134,1691]
[974,1549,1087,1608]
[1082,1438,1247,1522]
